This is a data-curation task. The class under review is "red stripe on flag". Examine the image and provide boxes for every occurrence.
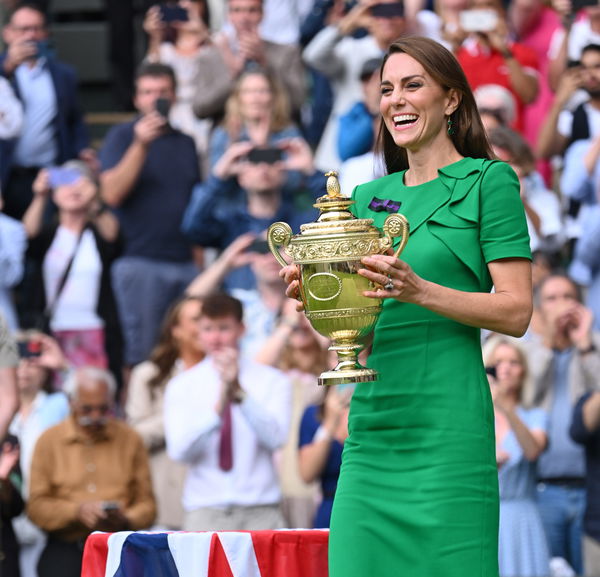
[208,532,235,577]
[81,532,110,577]
[251,530,329,577]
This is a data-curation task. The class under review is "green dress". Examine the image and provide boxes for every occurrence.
[329,158,531,577]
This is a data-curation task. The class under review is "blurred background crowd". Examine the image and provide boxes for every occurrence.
[0,0,599,576]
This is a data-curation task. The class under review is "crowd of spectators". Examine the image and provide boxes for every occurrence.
[0,0,599,576]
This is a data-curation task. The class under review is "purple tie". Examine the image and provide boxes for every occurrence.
[219,402,233,471]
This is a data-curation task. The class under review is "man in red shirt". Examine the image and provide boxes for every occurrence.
[455,0,539,132]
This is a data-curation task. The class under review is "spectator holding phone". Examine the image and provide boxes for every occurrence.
[454,0,539,132]
[9,331,69,577]
[538,43,600,161]
[483,338,550,577]
[208,66,302,178]
[546,0,600,94]
[22,161,123,386]
[143,0,214,158]
[182,136,322,291]
[100,63,201,370]
[302,0,407,171]
[0,3,93,220]
[187,233,291,359]
[192,0,306,123]
[28,367,156,577]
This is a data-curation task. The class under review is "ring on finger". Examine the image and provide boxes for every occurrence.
[384,276,394,291]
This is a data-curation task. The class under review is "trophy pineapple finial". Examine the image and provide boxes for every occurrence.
[325,171,342,198]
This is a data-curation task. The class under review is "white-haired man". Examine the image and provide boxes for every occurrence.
[27,367,156,577]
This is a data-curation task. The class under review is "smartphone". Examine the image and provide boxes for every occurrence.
[155,97,171,118]
[247,239,271,254]
[48,167,82,188]
[459,9,498,32]
[35,40,52,59]
[247,147,284,164]
[102,501,120,512]
[485,366,497,379]
[158,3,189,23]
[370,2,404,18]
[17,340,42,359]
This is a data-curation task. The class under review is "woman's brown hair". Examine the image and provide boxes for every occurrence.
[147,295,203,391]
[223,66,292,140]
[375,36,493,174]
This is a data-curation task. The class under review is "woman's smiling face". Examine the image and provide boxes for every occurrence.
[379,52,458,152]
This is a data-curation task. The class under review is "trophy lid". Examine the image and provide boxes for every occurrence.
[299,171,376,236]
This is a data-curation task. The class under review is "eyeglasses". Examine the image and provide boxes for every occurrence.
[10,25,46,33]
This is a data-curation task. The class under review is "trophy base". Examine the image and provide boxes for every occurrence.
[318,367,378,386]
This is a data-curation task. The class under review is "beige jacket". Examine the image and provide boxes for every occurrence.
[521,333,600,410]
[126,361,188,530]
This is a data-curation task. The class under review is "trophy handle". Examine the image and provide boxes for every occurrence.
[383,213,410,259]
[267,221,293,268]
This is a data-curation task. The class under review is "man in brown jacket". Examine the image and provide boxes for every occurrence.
[27,367,156,577]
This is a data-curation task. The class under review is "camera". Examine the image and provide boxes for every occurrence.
[370,2,404,18]
[485,365,497,379]
[101,501,120,513]
[459,9,498,33]
[155,97,171,118]
[158,3,189,23]
[246,239,271,254]
[247,147,284,164]
[17,340,42,359]
[48,167,82,188]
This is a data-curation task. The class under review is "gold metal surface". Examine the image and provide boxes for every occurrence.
[268,171,409,386]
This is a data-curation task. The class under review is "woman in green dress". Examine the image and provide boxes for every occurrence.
[282,37,533,577]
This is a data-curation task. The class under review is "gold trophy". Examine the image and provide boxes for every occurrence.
[268,172,409,386]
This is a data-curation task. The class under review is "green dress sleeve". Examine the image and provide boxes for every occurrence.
[479,161,532,263]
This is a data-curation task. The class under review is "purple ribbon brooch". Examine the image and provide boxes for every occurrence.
[368,197,401,213]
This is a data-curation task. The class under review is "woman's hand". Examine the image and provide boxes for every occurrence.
[322,389,347,435]
[279,264,304,311]
[212,141,254,180]
[32,169,51,198]
[490,380,517,415]
[337,0,376,36]
[359,251,429,304]
[143,6,165,41]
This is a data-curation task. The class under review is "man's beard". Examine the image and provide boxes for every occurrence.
[585,87,600,99]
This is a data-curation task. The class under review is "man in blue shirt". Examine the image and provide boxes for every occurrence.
[100,63,200,368]
[181,136,323,292]
[0,3,91,219]
[523,274,600,575]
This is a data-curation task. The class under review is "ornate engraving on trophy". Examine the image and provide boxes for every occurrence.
[268,171,409,385]
[306,273,343,302]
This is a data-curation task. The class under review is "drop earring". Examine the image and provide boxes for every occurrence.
[447,116,456,136]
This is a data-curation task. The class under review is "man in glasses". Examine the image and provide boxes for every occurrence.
[27,367,156,577]
[0,3,92,220]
